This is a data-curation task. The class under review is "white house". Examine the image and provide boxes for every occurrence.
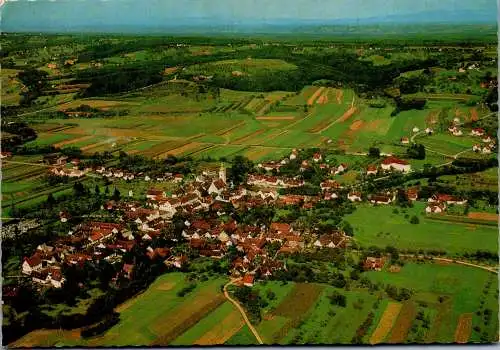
[381,157,411,173]
[412,127,420,133]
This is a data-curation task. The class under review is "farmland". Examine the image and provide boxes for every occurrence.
[1,27,498,348]
[345,202,498,255]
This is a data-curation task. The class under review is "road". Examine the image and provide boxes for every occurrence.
[223,278,264,345]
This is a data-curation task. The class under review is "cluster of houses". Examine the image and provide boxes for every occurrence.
[22,164,357,289]
[425,194,467,214]
[470,128,496,154]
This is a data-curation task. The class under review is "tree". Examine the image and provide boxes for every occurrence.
[342,221,354,236]
[112,187,121,201]
[410,216,420,224]
[105,186,110,196]
[407,143,426,160]
[73,182,85,196]
[46,193,56,207]
[229,156,254,185]
[329,291,347,307]
[368,147,380,158]
[94,185,100,196]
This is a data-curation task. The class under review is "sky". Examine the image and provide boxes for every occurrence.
[1,0,497,32]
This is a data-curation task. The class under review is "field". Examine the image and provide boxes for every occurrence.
[11,273,231,347]
[345,202,498,254]
[366,263,498,343]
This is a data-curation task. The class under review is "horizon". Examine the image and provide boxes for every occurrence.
[1,0,497,33]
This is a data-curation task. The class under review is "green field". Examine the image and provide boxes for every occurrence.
[345,203,498,254]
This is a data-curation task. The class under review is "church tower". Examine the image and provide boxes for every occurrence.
[219,163,226,183]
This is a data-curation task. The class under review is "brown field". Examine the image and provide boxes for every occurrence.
[80,140,113,152]
[156,281,176,291]
[363,119,384,132]
[467,212,499,222]
[454,313,473,343]
[9,329,81,348]
[336,106,358,123]
[307,87,325,106]
[370,302,403,344]
[151,295,226,346]
[58,99,138,111]
[470,108,478,122]
[194,307,245,345]
[53,135,94,148]
[271,283,324,342]
[388,301,417,343]
[349,120,364,131]
[232,129,265,144]
[336,89,344,104]
[158,142,203,157]
[256,116,295,120]
[316,94,329,104]
[244,147,272,161]
[217,121,246,136]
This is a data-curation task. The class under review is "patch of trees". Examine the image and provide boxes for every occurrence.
[328,291,347,307]
[233,286,266,323]
[1,121,37,151]
[228,156,254,185]
[391,97,427,116]
[406,143,426,160]
[385,285,413,301]
[17,68,49,106]
[81,313,120,338]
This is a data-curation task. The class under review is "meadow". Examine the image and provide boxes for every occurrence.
[345,202,498,255]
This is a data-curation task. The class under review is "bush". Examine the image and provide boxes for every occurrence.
[410,216,420,224]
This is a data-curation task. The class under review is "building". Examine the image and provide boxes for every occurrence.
[243,274,255,287]
[363,257,385,271]
[471,128,485,136]
[366,165,377,176]
[381,157,411,173]
[426,203,446,214]
[347,192,362,202]
[401,137,410,145]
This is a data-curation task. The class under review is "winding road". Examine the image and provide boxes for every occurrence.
[223,278,264,345]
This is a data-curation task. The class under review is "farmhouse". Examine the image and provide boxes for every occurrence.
[347,192,362,202]
[313,232,348,249]
[313,153,323,162]
[400,137,410,145]
[482,146,492,154]
[366,165,377,176]
[428,194,467,205]
[426,203,446,214]
[406,188,418,201]
[425,127,433,135]
[482,136,492,143]
[471,128,485,136]
[320,180,341,191]
[381,157,411,173]
[208,179,226,195]
[243,274,255,287]
[363,257,385,271]
[370,193,394,205]
[332,163,348,175]
[472,144,482,152]
[146,189,165,200]
[22,253,43,275]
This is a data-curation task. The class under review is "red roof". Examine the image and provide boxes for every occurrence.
[24,253,42,267]
[382,157,409,166]
[242,274,254,285]
[270,222,291,233]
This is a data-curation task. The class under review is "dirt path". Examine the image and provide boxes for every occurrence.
[399,254,498,274]
[223,279,263,345]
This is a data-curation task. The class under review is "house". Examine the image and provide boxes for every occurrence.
[426,203,446,214]
[332,163,348,175]
[347,192,362,202]
[428,194,467,205]
[472,144,482,152]
[425,128,433,135]
[366,165,377,176]
[412,127,420,133]
[482,136,492,143]
[270,223,292,235]
[324,191,338,201]
[401,137,410,145]
[313,233,348,249]
[471,128,485,136]
[381,157,411,173]
[243,274,255,287]
[146,189,165,201]
[320,180,341,191]
[290,149,298,160]
[173,174,184,183]
[208,179,226,195]
[0,151,12,159]
[482,146,492,154]
[59,211,71,223]
[370,194,393,205]
[22,253,43,275]
[406,188,418,201]
[448,126,463,136]
[363,257,385,271]
[313,153,322,162]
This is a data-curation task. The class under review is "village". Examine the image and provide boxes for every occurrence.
[19,147,471,291]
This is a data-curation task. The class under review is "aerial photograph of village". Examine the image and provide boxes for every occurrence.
[0,0,498,347]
